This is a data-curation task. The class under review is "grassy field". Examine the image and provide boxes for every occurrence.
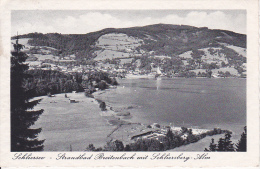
[32,92,116,151]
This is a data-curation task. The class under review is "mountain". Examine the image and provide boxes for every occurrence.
[13,24,246,61]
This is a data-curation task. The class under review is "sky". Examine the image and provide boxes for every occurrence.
[11,10,246,36]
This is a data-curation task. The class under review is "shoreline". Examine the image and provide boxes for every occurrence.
[91,88,233,151]
[124,75,245,80]
[92,89,135,126]
[31,80,242,151]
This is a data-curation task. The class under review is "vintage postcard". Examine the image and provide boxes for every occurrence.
[0,0,259,168]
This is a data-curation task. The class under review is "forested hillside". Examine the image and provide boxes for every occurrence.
[24,69,118,97]
[13,24,246,61]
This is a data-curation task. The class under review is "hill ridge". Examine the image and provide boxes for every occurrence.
[12,23,246,61]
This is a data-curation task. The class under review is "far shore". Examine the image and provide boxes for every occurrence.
[124,74,244,80]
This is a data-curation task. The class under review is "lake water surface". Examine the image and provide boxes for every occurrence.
[95,78,246,141]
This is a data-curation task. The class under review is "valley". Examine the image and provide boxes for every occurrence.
[11,24,246,79]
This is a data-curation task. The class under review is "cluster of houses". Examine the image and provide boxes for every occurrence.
[24,58,129,77]
[21,42,245,78]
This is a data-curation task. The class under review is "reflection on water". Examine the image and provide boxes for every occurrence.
[156,78,161,90]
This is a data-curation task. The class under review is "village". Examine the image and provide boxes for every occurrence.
[22,47,246,79]
[12,31,247,79]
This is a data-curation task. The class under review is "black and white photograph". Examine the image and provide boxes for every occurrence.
[10,9,247,152]
[1,0,259,168]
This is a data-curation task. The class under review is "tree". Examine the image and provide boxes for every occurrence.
[216,137,225,151]
[205,138,217,151]
[224,71,231,77]
[205,132,235,152]
[206,69,212,78]
[221,61,226,67]
[191,49,205,68]
[147,139,164,151]
[166,129,174,140]
[222,132,235,151]
[63,80,73,93]
[99,101,106,111]
[97,80,108,90]
[236,126,247,152]
[11,35,44,151]
[181,127,188,133]
[86,144,103,151]
[86,144,96,151]
[236,66,244,74]
[103,140,124,151]
[188,129,193,135]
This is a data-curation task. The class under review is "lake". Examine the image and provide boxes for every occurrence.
[94,78,246,142]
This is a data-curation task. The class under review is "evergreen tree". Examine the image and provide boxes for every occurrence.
[205,138,216,151]
[11,35,44,151]
[209,138,217,151]
[166,129,174,140]
[205,132,236,152]
[236,126,247,152]
[222,132,235,151]
[214,133,235,151]
[216,137,225,151]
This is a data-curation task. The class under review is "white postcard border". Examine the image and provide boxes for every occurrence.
[0,0,259,167]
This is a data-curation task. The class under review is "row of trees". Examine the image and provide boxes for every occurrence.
[86,127,226,151]
[85,126,247,152]
[205,126,247,152]
[23,68,119,98]
[24,70,84,97]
